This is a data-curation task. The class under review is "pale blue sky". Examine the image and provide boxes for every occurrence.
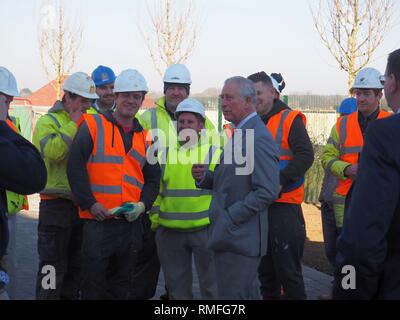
[1,0,399,94]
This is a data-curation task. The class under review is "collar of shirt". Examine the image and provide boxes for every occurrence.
[236,112,258,130]
[396,109,400,114]
[358,107,380,123]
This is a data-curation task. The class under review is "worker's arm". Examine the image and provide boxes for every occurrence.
[33,114,77,162]
[140,158,161,213]
[66,122,97,210]
[333,119,399,299]
[281,116,314,185]
[321,125,350,180]
[0,121,47,195]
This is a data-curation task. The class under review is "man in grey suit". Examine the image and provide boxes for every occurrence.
[192,76,280,299]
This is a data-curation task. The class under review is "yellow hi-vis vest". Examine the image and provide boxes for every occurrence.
[149,143,221,230]
[6,116,29,214]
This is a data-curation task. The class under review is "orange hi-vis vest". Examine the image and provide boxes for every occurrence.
[79,114,150,220]
[267,109,307,205]
[6,117,29,211]
[335,110,391,197]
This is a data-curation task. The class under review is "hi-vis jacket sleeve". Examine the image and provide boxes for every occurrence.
[321,124,350,180]
[33,114,77,162]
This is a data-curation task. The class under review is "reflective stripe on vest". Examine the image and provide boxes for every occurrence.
[79,114,149,219]
[158,144,219,229]
[335,110,391,196]
[266,109,307,204]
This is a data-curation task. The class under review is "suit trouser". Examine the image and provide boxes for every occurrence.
[130,214,161,300]
[258,202,307,300]
[36,199,82,300]
[320,201,338,268]
[81,219,142,300]
[156,226,217,300]
[214,251,261,300]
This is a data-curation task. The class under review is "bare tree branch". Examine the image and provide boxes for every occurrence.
[310,0,394,91]
[38,0,83,100]
[138,0,199,77]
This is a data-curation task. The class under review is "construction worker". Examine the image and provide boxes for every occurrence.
[333,48,400,300]
[319,98,357,270]
[322,68,391,234]
[134,64,216,300]
[0,68,30,299]
[33,72,98,300]
[149,98,220,300]
[0,67,47,300]
[247,71,314,300]
[88,65,116,114]
[66,69,161,300]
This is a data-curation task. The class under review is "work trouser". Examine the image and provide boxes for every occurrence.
[5,213,17,299]
[258,202,307,300]
[81,218,143,300]
[36,198,82,300]
[320,201,338,269]
[156,226,217,300]
[130,214,161,300]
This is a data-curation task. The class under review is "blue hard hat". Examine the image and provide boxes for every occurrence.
[91,65,116,87]
[337,97,357,115]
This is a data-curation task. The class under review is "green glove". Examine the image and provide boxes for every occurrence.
[109,203,135,217]
[123,202,146,222]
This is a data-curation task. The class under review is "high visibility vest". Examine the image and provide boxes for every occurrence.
[79,114,150,220]
[335,110,391,196]
[154,143,221,230]
[5,116,29,214]
[267,109,307,205]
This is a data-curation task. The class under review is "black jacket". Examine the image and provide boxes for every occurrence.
[260,100,314,187]
[67,112,161,213]
[0,121,47,260]
[333,114,400,299]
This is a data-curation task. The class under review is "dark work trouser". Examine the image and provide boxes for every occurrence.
[36,198,83,300]
[81,218,143,300]
[130,214,161,300]
[258,202,307,300]
[320,201,338,268]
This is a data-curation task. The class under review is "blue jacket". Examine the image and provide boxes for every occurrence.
[0,121,47,260]
[333,114,400,299]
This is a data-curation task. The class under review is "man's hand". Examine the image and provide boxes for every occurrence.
[90,202,110,221]
[344,164,358,179]
[192,164,207,182]
[0,94,8,121]
[124,202,146,222]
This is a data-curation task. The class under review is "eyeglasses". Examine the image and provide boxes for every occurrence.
[379,75,386,86]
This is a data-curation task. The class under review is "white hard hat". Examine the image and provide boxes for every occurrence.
[352,68,384,90]
[114,69,149,93]
[270,77,280,93]
[63,72,99,99]
[0,66,20,97]
[175,98,206,120]
[163,64,192,85]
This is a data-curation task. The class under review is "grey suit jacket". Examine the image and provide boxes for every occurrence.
[198,115,280,257]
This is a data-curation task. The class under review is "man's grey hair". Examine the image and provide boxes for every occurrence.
[224,76,257,106]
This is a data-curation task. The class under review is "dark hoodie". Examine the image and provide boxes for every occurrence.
[66,111,161,212]
[0,121,47,260]
[260,99,314,187]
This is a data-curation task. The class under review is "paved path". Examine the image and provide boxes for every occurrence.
[14,211,332,300]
